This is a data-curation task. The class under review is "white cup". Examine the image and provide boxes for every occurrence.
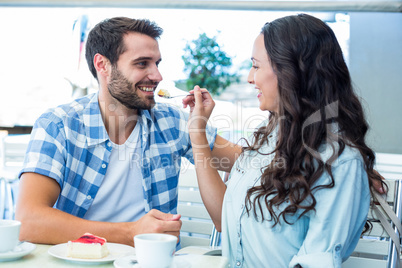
[134,233,177,268]
[0,220,21,253]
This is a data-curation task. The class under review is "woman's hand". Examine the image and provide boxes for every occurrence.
[182,85,215,133]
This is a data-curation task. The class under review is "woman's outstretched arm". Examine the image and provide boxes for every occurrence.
[183,86,240,231]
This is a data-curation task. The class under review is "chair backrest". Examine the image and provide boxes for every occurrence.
[0,134,30,219]
[1,134,30,173]
[343,171,402,268]
[177,159,221,248]
[375,153,402,180]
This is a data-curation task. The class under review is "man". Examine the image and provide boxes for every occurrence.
[15,17,239,246]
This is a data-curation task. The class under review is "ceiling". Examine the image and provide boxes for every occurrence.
[0,0,401,12]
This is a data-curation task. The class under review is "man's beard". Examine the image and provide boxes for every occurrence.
[107,66,156,110]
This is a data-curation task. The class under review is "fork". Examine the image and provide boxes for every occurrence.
[158,92,206,99]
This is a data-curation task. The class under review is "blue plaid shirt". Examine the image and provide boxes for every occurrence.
[19,93,217,218]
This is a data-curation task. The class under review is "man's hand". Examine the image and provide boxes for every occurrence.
[131,209,182,246]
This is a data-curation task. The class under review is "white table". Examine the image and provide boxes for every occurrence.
[0,244,229,267]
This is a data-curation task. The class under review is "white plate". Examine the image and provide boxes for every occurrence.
[0,242,36,262]
[48,242,135,264]
[114,255,191,268]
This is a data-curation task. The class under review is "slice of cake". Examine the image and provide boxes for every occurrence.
[67,233,109,259]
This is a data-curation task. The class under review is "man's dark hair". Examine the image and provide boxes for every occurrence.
[85,17,163,79]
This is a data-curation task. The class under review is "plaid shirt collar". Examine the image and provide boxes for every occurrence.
[82,92,154,147]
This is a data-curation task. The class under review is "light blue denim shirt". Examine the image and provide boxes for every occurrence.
[221,124,370,268]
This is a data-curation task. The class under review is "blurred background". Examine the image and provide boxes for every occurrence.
[0,0,401,153]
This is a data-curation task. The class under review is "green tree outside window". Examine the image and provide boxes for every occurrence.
[178,33,240,96]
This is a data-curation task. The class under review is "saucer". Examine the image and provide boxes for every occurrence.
[0,242,36,262]
[114,255,191,268]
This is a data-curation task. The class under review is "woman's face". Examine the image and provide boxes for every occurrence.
[248,34,279,113]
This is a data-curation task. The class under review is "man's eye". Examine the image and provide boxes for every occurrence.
[137,62,147,67]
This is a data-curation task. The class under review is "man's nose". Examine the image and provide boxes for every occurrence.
[148,65,163,82]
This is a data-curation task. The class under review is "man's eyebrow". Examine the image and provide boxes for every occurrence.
[132,56,153,63]
[131,56,162,63]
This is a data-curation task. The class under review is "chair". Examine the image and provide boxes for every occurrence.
[0,134,30,219]
[375,153,402,180]
[342,178,402,268]
[177,159,222,249]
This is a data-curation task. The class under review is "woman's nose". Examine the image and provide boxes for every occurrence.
[247,70,254,84]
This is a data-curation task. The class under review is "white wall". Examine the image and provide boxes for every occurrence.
[349,12,402,154]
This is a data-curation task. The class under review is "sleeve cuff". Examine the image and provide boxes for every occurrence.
[289,250,341,268]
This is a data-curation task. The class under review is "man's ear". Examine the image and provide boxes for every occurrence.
[93,53,110,78]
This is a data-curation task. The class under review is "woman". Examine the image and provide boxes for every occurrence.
[183,14,384,268]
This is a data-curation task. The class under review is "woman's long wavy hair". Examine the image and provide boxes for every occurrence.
[244,14,384,230]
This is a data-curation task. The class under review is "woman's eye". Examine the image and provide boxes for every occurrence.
[252,65,259,70]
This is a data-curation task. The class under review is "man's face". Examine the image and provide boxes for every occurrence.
[107,32,163,110]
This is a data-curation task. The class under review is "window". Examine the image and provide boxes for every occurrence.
[0,7,349,136]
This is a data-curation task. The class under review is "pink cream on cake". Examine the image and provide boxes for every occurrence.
[67,233,109,259]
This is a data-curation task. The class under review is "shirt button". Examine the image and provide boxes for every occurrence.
[107,142,112,147]
[335,245,341,251]
[101,163,106,168]
[238,232,240,238]
[86,195,92,200]
[236,261,241,266]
